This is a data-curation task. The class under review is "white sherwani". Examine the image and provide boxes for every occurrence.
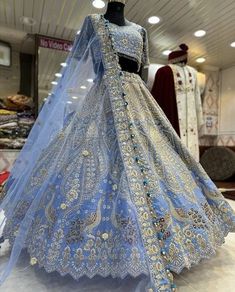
[169,64,204,162]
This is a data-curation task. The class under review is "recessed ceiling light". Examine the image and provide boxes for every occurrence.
[162,50,172,56]
[60,62,67,67]
[80,85,87,89]
[196,57,206,63]
[148,16,160,24]
[51,81,58,85]
[55,73,62,78]
[77,30,81,35]
[20,16,36,26]
[194,30,206,37]
[92,0,105,9]
[44,98,47,101]
[72,96,79,99]
[87,79,94,83]
[230,42,235,47]
[67,101,73,104]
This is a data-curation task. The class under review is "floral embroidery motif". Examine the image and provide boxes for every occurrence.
[108,20,149,70]
[30,257,38,265]
[2,14,235,292]
[60,203,67,210]
[82,150,90,157]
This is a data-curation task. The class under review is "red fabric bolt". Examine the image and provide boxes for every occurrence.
[0,171,10,185]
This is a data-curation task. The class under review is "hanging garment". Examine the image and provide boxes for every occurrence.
[0,14,234,292]
[151,64,204,162]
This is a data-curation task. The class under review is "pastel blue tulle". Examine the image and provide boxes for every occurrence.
[1,14,235,292]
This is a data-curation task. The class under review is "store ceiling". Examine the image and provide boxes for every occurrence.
[0,0,235,96]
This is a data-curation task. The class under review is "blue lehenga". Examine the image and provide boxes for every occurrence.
[0,14,235,292]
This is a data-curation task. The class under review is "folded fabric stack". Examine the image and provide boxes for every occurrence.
[0,122,18,129]
[0,94,33,110]
[0,113,18,129]
[0,125,32,139]
[18,115,35,127]
[17,111,35,138]
[0,95,35,149]
[0,109,17,115]
[0,115,18,124]
[0,138,26,149]
[17,111,35,119]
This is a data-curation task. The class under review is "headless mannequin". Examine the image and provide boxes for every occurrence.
[104,2,142,75]
[104,2,126,26]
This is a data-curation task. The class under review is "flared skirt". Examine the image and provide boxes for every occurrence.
[2,72,235,291]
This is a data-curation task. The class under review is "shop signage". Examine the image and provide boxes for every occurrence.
[38,36,73,52]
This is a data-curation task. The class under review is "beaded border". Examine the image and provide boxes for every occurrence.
[90,14,176,292]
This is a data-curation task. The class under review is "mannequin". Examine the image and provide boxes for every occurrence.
[104,0,126,26]
[151,44,204,162]
[104,0,141,74]
[1,10,235,291]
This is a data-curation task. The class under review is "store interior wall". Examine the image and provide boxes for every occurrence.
[199,67,220,146]
[0,51,20,97]
[218,65,235,146]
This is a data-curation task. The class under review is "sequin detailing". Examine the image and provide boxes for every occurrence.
[2,14,235,292]
[107,19,149,70]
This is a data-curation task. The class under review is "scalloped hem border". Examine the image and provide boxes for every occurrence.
[170,227,233,275]
[26,249,150,282]
[23,227,234,282]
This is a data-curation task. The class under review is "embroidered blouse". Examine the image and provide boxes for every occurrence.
[75,15,149,72]
[108,20,150,70]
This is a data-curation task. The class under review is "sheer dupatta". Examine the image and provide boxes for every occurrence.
[0,14,173,291]
[0,15,103,284]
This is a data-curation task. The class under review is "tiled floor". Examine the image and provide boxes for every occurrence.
[0,200,235,292]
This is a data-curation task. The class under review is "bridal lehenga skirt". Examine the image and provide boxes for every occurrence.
[1,72,235,291]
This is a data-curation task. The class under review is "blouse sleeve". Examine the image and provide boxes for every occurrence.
[141,27,150,68]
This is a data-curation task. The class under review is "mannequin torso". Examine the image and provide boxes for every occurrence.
[104,2,140,74]
[104,2,126,26]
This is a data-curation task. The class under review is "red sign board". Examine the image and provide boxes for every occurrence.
[39,36,73,52]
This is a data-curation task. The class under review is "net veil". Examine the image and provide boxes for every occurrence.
[0,16,104,283]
